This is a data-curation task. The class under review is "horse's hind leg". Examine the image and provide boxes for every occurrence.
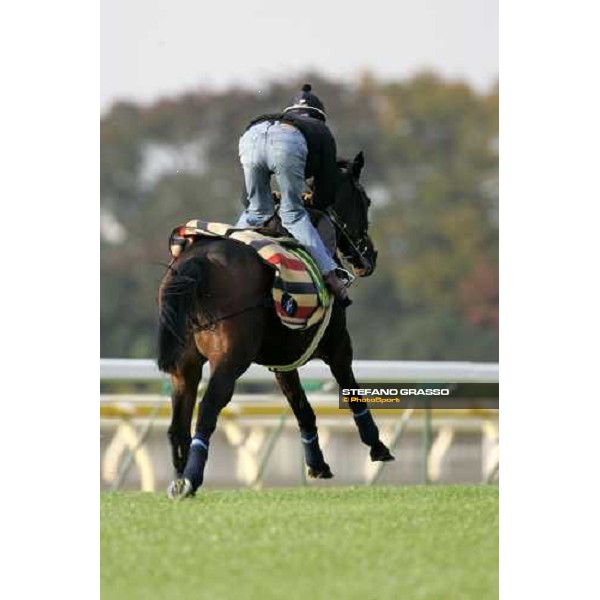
[176,361,249,494]
[167,350,204,482]
[324,329,395,462]
[275,370,333,479]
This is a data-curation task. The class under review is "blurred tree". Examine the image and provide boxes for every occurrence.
[100,73,498,360]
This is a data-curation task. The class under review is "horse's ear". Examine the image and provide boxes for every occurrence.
[352,151,365,179]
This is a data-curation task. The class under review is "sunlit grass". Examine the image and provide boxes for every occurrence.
[101,485,498,600]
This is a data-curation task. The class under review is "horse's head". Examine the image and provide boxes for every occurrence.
[329,151,378,277]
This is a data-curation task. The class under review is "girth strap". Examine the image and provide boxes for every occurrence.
[266,300,333,372]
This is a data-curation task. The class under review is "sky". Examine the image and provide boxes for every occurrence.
[101,0,498,112]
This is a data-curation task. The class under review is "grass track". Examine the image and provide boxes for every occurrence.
[101,486,498,600]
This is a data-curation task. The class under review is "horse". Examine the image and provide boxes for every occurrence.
[158,151,394,499]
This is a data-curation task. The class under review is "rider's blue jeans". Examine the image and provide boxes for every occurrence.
[236,121,337,275]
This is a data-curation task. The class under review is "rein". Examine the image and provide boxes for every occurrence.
[326,207,371,270]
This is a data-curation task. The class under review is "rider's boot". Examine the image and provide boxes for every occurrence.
[324,271,352,307]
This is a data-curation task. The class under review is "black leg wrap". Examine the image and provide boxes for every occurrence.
[353,409,380,446]
[183,444,208,491]
[301,431,325,469]
[300,430,333,479]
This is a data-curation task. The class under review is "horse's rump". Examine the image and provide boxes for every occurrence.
[168,220,331,330]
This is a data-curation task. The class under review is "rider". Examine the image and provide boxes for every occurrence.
[236,83,350,304]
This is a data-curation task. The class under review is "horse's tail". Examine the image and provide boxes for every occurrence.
[157,257,205,373]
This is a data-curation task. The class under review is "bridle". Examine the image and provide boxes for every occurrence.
[325,177,374,273]
[326,207,372,271]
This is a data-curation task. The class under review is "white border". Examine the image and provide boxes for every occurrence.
[0,2,99,599]
[501,1,600,598]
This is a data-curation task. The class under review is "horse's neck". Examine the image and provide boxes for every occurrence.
[259,207,324,234]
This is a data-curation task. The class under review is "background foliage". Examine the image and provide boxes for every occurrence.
[101,73,498,360]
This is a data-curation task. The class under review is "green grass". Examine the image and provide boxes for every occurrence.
[101,486,498,600]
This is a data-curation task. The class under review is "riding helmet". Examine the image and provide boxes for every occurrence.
[283,83,327,121]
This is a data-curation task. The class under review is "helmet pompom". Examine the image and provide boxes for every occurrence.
[301,83,312,92]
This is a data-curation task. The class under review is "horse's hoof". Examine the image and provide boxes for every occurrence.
[167,478,195,500]
[308,463,334,479]
[370,441,395,462]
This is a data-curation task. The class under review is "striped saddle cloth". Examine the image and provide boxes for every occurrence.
[169,220,331,330]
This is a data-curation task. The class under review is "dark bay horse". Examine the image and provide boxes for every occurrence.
[158,152,394,499]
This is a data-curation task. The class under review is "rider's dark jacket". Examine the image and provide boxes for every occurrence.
[244,111,338,209]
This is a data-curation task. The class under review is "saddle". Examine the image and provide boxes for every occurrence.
[169,220,332,331]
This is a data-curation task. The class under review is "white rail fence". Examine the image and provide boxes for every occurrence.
[100,358,499,383]
[100,359,499,490]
